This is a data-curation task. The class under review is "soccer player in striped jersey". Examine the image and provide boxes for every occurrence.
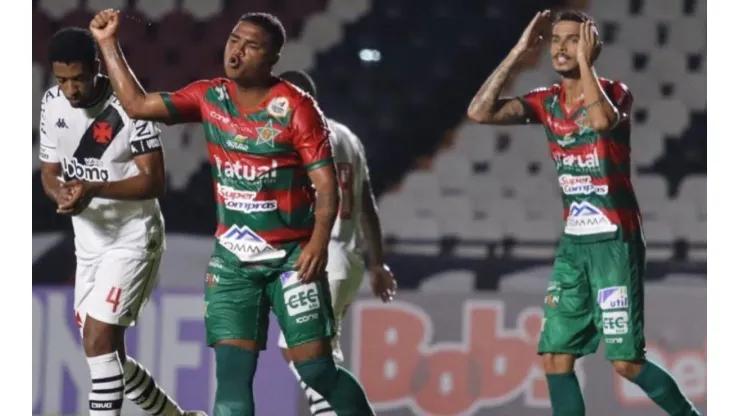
[39,28,205,416]
[277,70,397,416]
[89,9,376,416]
[467,9,700,416]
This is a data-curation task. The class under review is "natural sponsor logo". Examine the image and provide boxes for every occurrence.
[564,201,617,236]
[552,147,600,171]
[284,283,319,317]
[63,157,109,182]
[217,184,277,214]
[558,174,608,196]
[214,156,278,183]
[218,224,284,262]
[603,311,629,335]
[352,301,565,415]
[597,286,628,310]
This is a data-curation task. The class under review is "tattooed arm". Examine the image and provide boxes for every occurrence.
[468,11,552,125]
[467,51,533,125]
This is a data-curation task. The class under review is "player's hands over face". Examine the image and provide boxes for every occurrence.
[514,10,552,56]
[90,9,120,43]
[369,265,397,303]
[577,21,601,66]
[56,180,101,216]
[295,240,329,283]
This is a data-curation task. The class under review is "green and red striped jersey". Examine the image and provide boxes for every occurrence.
[160,78,333,263]
[520,78,642,243]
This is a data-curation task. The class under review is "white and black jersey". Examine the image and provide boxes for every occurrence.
[326,118,369,275]
[38,76,165,262]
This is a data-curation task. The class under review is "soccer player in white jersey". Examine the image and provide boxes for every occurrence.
[277,70,397,416]
[37,28,206,416]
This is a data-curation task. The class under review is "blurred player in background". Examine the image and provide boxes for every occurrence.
[467,9,701,416]
[38,28,206,416]
[89,9,376,416]
[278,70,397,416]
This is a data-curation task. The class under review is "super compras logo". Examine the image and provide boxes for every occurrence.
[63,157,109,181]
[564,201,617,236]
[218,224,285,262]
[217,184,277,214]
[559,174,608,196]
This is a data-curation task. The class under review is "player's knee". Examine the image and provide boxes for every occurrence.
[214,344,258,385]
[612,359,643,380]
[81,316,120,357]
[541,353,576,374]
[294,356,339,397]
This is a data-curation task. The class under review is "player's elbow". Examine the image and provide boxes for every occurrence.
[120,96,151,120]
[466,108,488,124]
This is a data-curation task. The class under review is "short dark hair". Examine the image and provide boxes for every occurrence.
[553,9,593,25]
[239,12,286,53]
[280,70,317,99]
[48,27,97,69]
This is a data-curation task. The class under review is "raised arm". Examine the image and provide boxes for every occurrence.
[467,10,551,125]
[467,52,532,125]
[577,21,632,132]
[90,9,203,124]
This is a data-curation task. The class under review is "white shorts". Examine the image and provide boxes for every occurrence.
[74,250,162,332]
[277,264,364,363]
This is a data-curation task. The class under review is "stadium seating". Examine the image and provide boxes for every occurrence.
[371,0,707,254]
[32,0,706,262]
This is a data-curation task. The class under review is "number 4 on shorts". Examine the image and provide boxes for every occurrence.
[106,286,122,312]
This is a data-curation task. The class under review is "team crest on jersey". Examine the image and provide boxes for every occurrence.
[267,97,289,118]
[93,121,113,144]
[255,119,282,147]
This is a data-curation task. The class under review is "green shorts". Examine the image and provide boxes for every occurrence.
[204,253,335,349]
[538,237,646,361]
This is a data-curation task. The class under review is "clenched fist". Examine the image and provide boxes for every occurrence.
[89,9,120,43]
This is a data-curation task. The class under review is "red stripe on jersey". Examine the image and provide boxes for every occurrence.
[200,102,249,136]
[206,141,302,166]
[549,138,630,163]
